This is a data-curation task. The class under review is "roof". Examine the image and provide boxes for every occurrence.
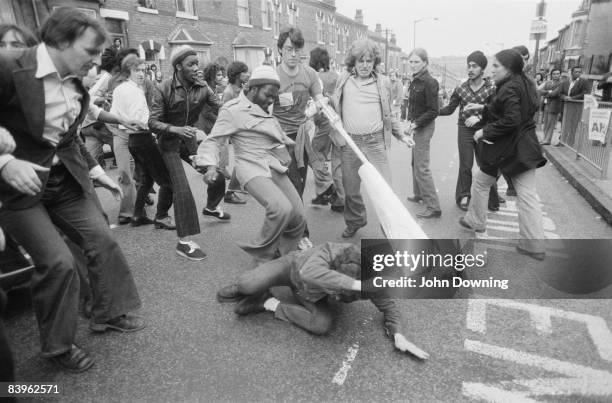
[168,25,213,45]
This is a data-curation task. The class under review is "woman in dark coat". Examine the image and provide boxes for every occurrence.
[460,49,547,260]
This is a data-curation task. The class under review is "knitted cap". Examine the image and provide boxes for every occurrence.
[170,45,197,67]
[248,65,280,88]
[467,50,487,70]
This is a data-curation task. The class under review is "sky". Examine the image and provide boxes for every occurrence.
[335,0,581,57]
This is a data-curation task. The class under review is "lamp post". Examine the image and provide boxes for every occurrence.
[413,17,438,49]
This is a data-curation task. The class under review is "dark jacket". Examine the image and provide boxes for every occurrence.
[407,69,439,128]
[149,75,221,152]
[0,47,97,209]
[479,74,547,177]
[539,79,563,114]
[561,77,591,101]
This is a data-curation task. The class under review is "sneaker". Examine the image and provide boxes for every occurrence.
[459,217,485,233]
[217,284,243,303]
[234,292,271,316]
[154,216,176,230]
[89,315,146,333]
[176,240,207,261]
[202,207,231,220]
[297,237,314,251]
[224,191,246,204]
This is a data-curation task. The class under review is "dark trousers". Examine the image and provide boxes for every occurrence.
[0,289,15,392]
[458,125,499,207]
[128,132,173,219]
[287,145,309,237]
[159,136,225,238]
[237,254,333,335]
[0,166,141,357]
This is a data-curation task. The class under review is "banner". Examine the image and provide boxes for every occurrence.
[588,108,611,143]
[584,94,599,111]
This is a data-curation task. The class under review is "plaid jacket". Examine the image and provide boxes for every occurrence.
[439,78,495,127]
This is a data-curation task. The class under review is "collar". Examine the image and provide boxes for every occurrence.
[238,91,271,117]
[172,72,205,89]
[412,68,429,81]
[35,44,78,81]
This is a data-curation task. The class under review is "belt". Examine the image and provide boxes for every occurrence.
[347,130,384,137]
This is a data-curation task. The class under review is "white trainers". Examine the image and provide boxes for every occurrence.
[297,237,314,251]
[176,240,207,261]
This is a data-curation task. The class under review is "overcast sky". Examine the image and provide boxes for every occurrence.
[335,0,580,57]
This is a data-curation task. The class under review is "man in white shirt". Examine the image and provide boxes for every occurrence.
[0,8,146,373]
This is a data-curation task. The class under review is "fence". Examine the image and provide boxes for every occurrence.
[559,99,612,179]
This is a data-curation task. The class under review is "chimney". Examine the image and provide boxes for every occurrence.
[375,23,382,35]
[355,9,363,25]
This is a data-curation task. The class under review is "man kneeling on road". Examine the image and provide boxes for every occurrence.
[217,242,429,359]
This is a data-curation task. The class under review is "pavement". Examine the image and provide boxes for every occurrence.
[3,113,612,402]
[540,140,612,225]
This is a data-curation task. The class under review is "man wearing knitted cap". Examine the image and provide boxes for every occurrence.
[149,45,225,261]
[439,51,501,212]
[195,65,306,270]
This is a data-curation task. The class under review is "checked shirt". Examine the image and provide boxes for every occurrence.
[439,79,495,126]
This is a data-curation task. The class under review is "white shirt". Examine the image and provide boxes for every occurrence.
[0,44,104,177]
[110,79,149,131]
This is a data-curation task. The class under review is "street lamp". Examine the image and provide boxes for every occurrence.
[413,17,438,49]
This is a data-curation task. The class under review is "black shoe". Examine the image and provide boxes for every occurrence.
[145,195,155,206]
[331,205,344,213]
[516,245,545,261]
[488,205,500,212]
[118,216,131,225]
[406,195,423,203]
[234,292,271,316]
[311,193,330,206]
[131,216,154,227]
[498,196,506,204]
[416,208,441,219]
[506,188,517,197]
[217,284,243,303]
[459,217,485,233]
[50,345,95,373]
[202,207,231,220]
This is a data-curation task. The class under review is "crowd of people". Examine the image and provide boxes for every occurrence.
[0,5,600,379]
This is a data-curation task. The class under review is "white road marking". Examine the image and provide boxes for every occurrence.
[466,298,612,361]
[332,343,360,386]
[463,339,612,399]
[331,317,373,386]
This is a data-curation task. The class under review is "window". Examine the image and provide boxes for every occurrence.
[235,48,265,72]
[261,0,272,29]
[337,26,342,54]
[176,0,194,14]
[138,0,157,9]
[316,12,324,44]
[272,2,281,38]
[287,3,297,25]
[238,0,252,26]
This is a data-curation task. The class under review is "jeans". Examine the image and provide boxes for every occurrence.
[465,169,546,253]
[411,122,441,211]
[242,172,306,266]
[113,131,136,219]
[341,131,391,229]
[310,122,334,196]
[236,254,333,335]
[0,165,141,356]
[128,132,173,219]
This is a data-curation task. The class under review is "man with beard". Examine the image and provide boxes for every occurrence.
[439,51,502,212]
[195,66,306,270]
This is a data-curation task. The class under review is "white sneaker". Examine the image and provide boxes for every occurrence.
[176,240,207,261]
[297,237,314,251]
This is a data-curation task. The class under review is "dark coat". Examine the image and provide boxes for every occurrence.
[560,77,592,101]
[539,79,563,114]
[479,74,547,177]
[407,69,439,128]
[0,47,98,209]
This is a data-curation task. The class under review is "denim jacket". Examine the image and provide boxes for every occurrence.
[330,71,403,148]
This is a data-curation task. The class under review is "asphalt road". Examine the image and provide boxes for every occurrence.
[4,112,612,402]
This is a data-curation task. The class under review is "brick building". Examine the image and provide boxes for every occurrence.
[536,0,612,83]
[1,0,404,76]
